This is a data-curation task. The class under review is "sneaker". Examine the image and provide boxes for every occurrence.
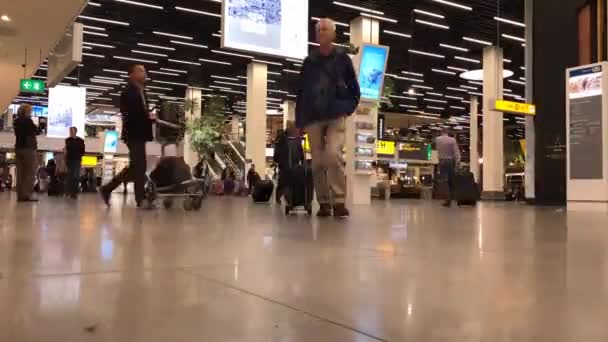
[101,190,111,207]
[333,204,350,218]
[317,204,332,217]
[442,201,452,207]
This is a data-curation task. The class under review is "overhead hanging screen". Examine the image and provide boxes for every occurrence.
[222,0,309,59]
[47,85,86,138]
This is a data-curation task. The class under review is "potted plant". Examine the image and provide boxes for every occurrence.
[186,97,225,159]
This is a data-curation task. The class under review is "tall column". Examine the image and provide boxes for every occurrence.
[524,0,536,201]
[183,87,202,167]
[482,46,505,199]
[246,62,268,170]
[469,96,480,183]
[282,100,295,129]
[231,115,240,140]
[347,16,380,205]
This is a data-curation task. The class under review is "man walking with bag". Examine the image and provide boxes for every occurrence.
[296,18,360,218]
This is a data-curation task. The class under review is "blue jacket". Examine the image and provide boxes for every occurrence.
[295,48,361,128]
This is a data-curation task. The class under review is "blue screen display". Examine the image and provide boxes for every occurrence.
[104,131,119,153]
[358,44,389,101]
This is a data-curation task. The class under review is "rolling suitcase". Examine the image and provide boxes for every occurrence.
[454,171,480,206]
[252,180,274,203]
[284,165,314,215]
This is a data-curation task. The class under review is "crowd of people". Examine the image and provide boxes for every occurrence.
[7,18,475,218]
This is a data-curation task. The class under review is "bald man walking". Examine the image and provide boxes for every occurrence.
[296,18,361,218]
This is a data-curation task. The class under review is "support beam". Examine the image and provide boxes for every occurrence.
[469,96,480,183]
[482,46,505,199]
[524,0,536,201]
[246,62,268,171]
[183,87,202,167]
[282,100,296,129]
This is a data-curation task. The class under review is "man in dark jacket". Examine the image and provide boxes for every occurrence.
[65,126,85,199]
[101,64,155,207]
[14,104,39,202]
[295,18,360,218]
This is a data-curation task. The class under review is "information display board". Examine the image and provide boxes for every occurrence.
[47,85,86,138]
[222,0,308,59]
[104,131,119,154]
[568,65,603,179]
[398,142,432,161]
[358,44,390,102]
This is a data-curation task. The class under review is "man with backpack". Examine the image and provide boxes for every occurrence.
[295,18,360,218]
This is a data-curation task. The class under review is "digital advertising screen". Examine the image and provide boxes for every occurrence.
[398,142,432,161]
[104,130,119,154]
[358,44,390,102]
[222,0,309,59]
[47,85,86,138]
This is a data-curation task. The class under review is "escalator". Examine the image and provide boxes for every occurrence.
[223,142,245,171]
[207,156,222,178]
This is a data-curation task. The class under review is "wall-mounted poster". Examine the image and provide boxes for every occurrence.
[358,44,390,102]
[47,85,86,138]
[222,0,308,59]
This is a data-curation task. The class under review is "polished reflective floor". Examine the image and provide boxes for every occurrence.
[0,193,607,341]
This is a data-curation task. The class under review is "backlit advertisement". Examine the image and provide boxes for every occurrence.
[222,0,308,59]
[358,44,390,102]
[47,85,86,138]
[104,130,119,154]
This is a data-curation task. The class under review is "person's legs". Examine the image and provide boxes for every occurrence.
[130,142,147,205]
[15,149,26,200]
[68,162,81,198]
[21,149,36,201]
[440,160,455,206]
[324,117,348,216]
[306,121,331,216]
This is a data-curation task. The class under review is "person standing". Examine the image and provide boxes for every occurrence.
[295,18,360,218]
[101,64,155,207]
[436,129,461,207]
[64,127,85,199]
[13,104,38,202]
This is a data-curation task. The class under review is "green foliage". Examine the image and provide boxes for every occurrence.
[186,97,225,157]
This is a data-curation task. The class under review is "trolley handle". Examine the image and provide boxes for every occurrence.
[155,119,182,129]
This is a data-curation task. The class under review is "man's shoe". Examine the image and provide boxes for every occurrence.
[317,204,332,217]
[101,190,111,207]
[442,201,452,207]
[333,204,350,218]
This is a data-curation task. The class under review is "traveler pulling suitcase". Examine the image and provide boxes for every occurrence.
[252,180,274,203]
[453,170,480,206]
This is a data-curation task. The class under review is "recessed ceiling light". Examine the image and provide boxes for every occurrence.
[115,0,163,10]
[401,71,424,77]
[501,33,525,43]
[454,56,480,64]
[494,16,525,28]
[131,49,168,57]
[153,31,193,40]
[463,36,492,46]
[360,12,397,23]
[1,14,11,22]
[175,6,221,18]
[413,9,444,19]
[415,19,450,30]
[431,0,473,11]
[333,1,384,15]
[199,58,232,65]
[137,43,176,51]
[169,40,208,49]
[78,15,130,26]
[114,55,158,64]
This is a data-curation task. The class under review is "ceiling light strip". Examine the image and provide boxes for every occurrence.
[333,1,384,15]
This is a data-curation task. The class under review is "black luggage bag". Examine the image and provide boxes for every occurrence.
[284,165,314,215]
[252,180,274,203]
[150,157,192,189]
[453,171,480,206]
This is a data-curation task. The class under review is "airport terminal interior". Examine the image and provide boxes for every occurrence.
[2,0,608,340]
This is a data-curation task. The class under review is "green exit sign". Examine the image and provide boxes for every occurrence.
[20,79,45,94]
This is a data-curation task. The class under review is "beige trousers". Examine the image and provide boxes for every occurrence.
[306,117,346,205]
[15,148,36,200]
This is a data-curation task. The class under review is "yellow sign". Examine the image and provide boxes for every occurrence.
[495,100,536,115]
[81,155,98,167]
[303,134,310,152]
[376,140,396,155]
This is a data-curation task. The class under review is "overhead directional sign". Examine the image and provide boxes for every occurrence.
[20,79,45,94]
[495,100,536,115]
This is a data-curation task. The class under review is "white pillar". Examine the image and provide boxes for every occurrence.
[469,96,480,183]
[282,100,296,129]
[246,62,268,170]
[524,0,535,201]
[231,115,240,140]
[183,87,202,167]
[347,16,380,205]
[482,46,505,199]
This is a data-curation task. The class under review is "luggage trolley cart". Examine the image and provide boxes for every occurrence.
[143,119,209,210]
